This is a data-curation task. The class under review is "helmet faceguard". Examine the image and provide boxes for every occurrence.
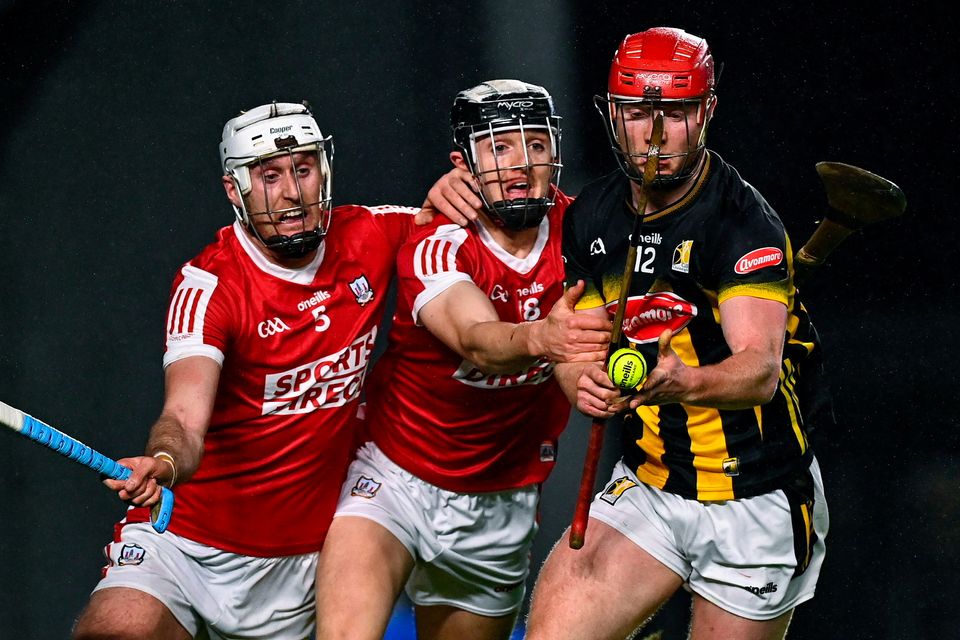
[220,102,334,257]
[597,28,717,188]
[451,80,562,230]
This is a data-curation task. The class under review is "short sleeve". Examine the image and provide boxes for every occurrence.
[397,224,474,324]
[712,205,791,306]
[163,265,228,368]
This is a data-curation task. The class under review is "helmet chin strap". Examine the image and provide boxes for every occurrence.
[485,197,553,230]
[262,230,324,257]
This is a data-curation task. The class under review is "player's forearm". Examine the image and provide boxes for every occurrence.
[144,414,205,485]
[680,348,780,409]
[459,320,542,374]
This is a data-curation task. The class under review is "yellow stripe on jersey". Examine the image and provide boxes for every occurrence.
[667,330,732,496]
[688,407,733,497]
[778,359,808,454]
[634,406,668,489]
[718,279,790,306]
[800,500,814,569]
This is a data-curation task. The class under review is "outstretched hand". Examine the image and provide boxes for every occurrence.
[416,167,483,227]
[103,455,170,509]
[530,280,612,364]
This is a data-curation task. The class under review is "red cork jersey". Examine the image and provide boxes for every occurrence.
[368,193,573,493]
[134,206,416,556]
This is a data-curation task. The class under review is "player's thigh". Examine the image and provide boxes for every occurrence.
[315,515,414,637]
[525,519,684,640]
[689,593,794,640]
[72,587,191,640]
[414,604,518,640]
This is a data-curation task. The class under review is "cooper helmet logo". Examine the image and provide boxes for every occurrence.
[734,247,783,274]
[269,125,293,134]
[257,317,292,338]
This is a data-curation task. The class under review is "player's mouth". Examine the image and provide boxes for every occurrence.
[504,179,531,199]
[277,210,306,225]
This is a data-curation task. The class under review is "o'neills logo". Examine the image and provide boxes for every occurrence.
[606,292,696,344]
[734,247,783,274]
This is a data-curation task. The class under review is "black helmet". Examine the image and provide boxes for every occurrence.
[451,80,562,230]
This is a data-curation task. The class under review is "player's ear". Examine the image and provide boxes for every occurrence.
[450,151,468,171]
[222,175,242,208]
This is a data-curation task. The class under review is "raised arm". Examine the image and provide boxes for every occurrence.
[418,279,610,375]
[105,356,220,508]
[630,295,787,410]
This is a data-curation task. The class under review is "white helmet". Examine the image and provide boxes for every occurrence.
[220,101,334,256]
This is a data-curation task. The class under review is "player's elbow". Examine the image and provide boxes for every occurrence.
[751,366,781,405]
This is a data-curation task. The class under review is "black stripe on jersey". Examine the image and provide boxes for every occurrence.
[657,404,695,496]
[783,468,817,576]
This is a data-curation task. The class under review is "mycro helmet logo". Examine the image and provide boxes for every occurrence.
[497,100,534,109]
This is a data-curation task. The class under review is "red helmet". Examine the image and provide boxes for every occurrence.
[608,27,715,101]
[597,28,717,187]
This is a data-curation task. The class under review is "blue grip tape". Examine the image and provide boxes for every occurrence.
[20,413,171,533]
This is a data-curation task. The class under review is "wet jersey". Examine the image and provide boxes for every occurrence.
[367,193,573,493]
[563,153,820,501]
[132,206,416,556]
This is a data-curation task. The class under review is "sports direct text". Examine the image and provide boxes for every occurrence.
[261,328,377,414]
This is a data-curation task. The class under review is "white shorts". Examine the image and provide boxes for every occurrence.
[589,457,829,621]
[334,442,539,616]
[93,523,317,639]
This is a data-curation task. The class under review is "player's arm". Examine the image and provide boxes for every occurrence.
[418,279,610,375]
[105,356,220,507]
[629,295,786,410]
[415,166,484,227]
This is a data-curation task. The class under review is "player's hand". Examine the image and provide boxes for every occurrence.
[103,456,169,508]
[531,281,612,363]
[574,362,623,418]
[416,167,482,227]
[627,329,689,409]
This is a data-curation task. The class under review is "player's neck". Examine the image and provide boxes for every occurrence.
[476,213,539,259]
[630,162,704,214]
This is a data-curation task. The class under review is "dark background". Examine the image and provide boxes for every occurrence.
[1,1,956,638]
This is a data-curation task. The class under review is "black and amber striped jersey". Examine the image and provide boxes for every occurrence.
[563,152,820,501]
